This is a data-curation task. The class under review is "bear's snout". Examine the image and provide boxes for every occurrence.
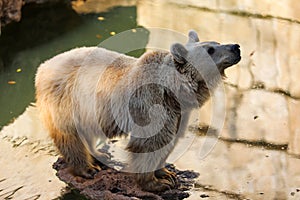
[220,44,241,69]
[229,44,241,64]
[230,44,240,54]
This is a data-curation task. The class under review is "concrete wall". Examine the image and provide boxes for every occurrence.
[137,0,300,155]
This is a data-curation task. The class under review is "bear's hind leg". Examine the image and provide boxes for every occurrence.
[50,128,100,178]
[82,133,110,169]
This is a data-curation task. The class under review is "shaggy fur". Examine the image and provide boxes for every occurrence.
[35,30,241,192]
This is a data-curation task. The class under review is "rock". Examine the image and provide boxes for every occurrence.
[0,0,62,28]
[174,137,300,199]
[234,90,289,144]
[167,0,300,22]
[0,0,23,27]
[53,158,199,200]
[137,0,300,95]
[196,84,239,139]
[196,87,290,145]
[250,19,279,89]
[287,99,300,155]
[289,24,300,97]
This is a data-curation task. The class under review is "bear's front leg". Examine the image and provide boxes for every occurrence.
[126,127,178,192]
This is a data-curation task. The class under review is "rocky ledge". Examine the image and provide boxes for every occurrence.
[0,0,60,27]
[53,158,199,200]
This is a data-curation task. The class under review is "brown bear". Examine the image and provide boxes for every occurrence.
[35,30,241,192]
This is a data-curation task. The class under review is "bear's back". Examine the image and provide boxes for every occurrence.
[35,47,137,98]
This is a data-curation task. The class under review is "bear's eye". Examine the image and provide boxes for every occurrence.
[207,47,215,55]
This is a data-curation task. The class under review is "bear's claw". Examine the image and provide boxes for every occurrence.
[155,167,178,187]
[72,164,101,179]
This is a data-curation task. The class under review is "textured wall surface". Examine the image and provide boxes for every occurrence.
[137,0,300,156]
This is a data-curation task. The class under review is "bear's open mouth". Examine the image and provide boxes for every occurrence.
[233,55,241,64]
[223,56,241,69]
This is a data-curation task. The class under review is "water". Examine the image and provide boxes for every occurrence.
[0,1,147,129]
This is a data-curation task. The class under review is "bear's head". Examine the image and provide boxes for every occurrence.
[170,30,241,80]
[169,30,241,108]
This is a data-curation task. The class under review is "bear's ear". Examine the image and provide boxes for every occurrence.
[170,43,188,64]
[188,30,199,43]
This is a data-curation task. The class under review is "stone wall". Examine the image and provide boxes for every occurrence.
[137,0,300,155]
[167,0,300,22]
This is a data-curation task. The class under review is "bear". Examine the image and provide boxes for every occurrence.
[35,30,241,192]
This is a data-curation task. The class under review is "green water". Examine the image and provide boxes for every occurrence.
[0,2,148,129]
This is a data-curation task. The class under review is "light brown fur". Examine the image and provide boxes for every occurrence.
[35,31,241,192]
